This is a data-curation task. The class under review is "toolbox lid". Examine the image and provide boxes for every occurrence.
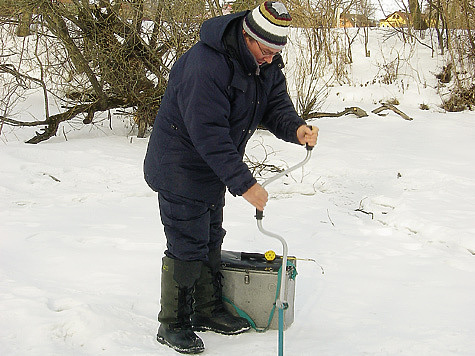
[221,250,295,272]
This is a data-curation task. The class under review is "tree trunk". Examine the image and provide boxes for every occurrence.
[16,11,32,37]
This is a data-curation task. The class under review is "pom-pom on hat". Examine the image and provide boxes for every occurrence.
[243,1,292,51]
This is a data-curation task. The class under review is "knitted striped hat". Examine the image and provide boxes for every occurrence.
[243,1,292,51]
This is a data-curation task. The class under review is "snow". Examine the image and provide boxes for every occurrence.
[2,29,475,356]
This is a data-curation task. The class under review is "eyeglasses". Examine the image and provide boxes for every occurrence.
[255,41,281,58]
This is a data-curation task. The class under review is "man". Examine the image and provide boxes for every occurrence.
[144,1,318,354]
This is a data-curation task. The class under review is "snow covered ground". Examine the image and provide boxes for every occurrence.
[1,28,475,355]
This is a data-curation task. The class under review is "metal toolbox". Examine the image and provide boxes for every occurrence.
[220,250,297,330]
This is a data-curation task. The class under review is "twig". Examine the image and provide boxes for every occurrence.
[244,139,284,177]
[42,173,61,182]
[327,209,335,226]
[62,126,68,141]
[355,197,374,219]
[355,208,374,219]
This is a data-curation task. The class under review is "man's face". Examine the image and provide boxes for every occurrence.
[243,32,282,65]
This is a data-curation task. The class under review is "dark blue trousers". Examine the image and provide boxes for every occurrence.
[157,190,226,261]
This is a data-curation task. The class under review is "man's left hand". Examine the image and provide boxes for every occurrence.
[297,125,319,147]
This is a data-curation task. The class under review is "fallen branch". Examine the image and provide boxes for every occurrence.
[306,106,368,119]
[2,97,130,143]
[372,103,413,120]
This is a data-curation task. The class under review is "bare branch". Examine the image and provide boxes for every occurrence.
[307,106,368,119]
[372,103,413,120]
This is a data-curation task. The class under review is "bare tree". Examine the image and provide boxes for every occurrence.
[430,0,475,110]
[0,0,217,143]
[356,0,376,57]
[285,0,352,120]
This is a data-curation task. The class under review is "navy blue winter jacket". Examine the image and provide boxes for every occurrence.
[144,11,306,206]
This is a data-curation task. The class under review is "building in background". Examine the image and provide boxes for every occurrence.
[379,11,409,28]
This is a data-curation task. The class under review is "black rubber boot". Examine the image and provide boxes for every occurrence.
[191,249,251,335]
[157,256,204,354]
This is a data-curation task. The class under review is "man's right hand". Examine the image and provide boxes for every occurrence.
[242,182,268,211]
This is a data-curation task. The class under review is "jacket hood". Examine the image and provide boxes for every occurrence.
[200,11,266,75]
[199,11,248,54]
